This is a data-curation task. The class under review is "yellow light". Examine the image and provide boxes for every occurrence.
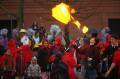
[52,3,72,24]
[73,20,81,29]
[82,26,88,34]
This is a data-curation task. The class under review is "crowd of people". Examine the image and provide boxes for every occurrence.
[0,23,120,79]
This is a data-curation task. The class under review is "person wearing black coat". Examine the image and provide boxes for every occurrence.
[85,37,100,79]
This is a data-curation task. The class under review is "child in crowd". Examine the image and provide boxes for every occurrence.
[27,56,41,79]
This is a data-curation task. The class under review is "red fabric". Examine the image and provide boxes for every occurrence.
[119,40,120,44]
[5,55,13,65]
[8,39,17,65]
[96,42,103,48]
[69,39,76,47]
[55,37,62,45]
[113,51,120,75]
[22,45,32,63]
[62,50,78,79]
[0,55,5,65]
[48,55,56,63]
[101,41,110,53]
[104,41,110,49]
[82,44,89,50]
[81,54,86,59]
[17,47,23,52]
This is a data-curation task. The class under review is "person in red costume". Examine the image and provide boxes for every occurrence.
[62,40,80,79]
[16,47,26,79]
[49,37,65,63]
[22,45,32,66]
[8,38,18,66]
[20,45,33,79]
[2,49,15,79]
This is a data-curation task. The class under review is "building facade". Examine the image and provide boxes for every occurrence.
[0,0,120,38]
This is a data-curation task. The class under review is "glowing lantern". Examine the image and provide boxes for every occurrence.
[82,26,88,34]
[52,3,81,29]
[73,20,81,29]
[52,3,71,24]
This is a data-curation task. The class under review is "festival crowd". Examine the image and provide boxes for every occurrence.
[0,22,120,79]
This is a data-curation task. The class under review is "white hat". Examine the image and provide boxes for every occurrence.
[32,56,37,60]
[20,29,27,33]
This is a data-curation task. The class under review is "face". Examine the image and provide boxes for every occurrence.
[32,59,37,64]
[44,41,48,47]
[36,32,40,36]
[21,32,26,36]
[110,37,118,44]
[90,38,96,46]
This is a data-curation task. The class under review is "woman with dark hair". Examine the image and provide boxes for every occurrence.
[37,40,50,79]
[85,37,100,79]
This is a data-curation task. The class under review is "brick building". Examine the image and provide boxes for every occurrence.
[0,0,120,38]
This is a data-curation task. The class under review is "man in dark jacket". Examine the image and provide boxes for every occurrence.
[102,34,120,79]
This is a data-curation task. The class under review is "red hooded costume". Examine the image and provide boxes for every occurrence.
[62,49,79,79]
[8,39,18,65]
[22,45,32,63]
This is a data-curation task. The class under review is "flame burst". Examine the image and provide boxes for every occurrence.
[52,3,81,29]
[82,26,89,34]
[73,20,81,29]
[52,3,71,24]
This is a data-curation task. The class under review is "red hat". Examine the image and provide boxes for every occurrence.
[55,37,62,45]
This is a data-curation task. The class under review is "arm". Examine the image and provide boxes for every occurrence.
[38,66,42,77]
[27,65,31,77]
[105,63,116,77]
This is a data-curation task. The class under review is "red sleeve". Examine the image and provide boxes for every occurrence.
[113,51,120,65]
[22,45,32,63]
